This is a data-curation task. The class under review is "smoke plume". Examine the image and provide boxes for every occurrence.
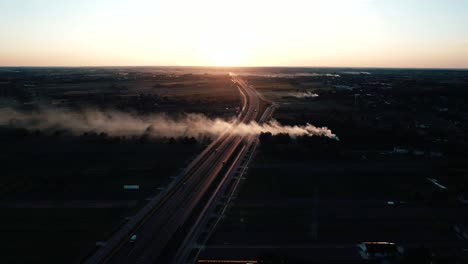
[0,107,337,140]
[288,91,319,98]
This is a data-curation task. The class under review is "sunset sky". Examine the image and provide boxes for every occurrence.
[1,0,467,68]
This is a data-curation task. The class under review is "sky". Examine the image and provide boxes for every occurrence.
[0,0,467,68]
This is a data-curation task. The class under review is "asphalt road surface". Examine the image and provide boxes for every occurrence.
[86,73,269,264]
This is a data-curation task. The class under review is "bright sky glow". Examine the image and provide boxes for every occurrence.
[0,0,467,67]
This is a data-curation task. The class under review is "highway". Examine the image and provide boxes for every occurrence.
[85,73,271,264]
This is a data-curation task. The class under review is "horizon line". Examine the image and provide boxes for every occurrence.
[1,65,467,71]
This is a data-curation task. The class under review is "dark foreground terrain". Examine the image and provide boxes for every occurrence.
[198,68,468,264]
[1,67,467,263]
[0,67,237,262]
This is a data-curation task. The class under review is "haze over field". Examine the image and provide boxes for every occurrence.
[1,0,467,68]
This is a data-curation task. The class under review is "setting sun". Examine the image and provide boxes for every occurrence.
[194,3,253,67]
[1,0,467,68]
[200,42,246,66]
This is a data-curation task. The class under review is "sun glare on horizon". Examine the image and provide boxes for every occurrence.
[200,43,246,67]
[0,0,467,68]
[194,4,253,67]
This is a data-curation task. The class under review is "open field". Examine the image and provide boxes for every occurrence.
[0,130,201,200]
[0,208,127,263]
[0,67,240,118]
[0,67,241,262]
[201,68,468,263]
[1,67,468,263]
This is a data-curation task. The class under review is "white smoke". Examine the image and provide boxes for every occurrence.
[0,107,337,140]
[288,91,319,98]
[235,120,337,139]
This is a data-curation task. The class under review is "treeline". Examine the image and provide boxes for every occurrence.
[0,127,209,146]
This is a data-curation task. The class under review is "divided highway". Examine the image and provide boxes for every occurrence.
[86,73,271,264]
